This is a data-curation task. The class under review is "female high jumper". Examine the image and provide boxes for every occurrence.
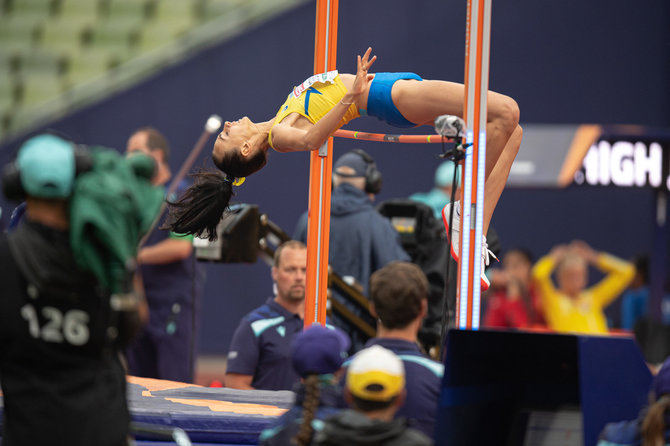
[166,48,522,288]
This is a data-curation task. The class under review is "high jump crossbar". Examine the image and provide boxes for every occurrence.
[333,129,454,144]
[304,0,339,327]
[456,0,492,330]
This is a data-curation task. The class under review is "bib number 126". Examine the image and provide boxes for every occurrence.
[21,304,90,346]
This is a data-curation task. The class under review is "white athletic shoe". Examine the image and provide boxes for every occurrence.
[480,235,498,291]
[442,201,497,291]
[442,201,461,263]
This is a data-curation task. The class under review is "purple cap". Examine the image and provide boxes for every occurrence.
[291,324,350,377]
[334,151,368,177]
[653,357,670,399]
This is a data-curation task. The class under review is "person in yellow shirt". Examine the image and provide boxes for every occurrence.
[532,240,635,334]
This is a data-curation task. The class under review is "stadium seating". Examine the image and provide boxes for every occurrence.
[0,0,300,141]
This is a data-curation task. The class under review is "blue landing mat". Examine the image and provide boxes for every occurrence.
[0,376,295,445]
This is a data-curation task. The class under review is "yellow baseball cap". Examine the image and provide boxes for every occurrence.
[347,345,405,402]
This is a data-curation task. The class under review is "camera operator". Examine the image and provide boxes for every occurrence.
[0,134,161,446]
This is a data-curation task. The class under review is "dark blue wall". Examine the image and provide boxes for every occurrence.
[1,0,668,353]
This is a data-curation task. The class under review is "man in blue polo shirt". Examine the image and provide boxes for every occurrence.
[225,241,307,390]
[346,261,443,439]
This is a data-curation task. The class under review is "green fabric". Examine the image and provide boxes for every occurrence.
[168,231,193,241]
[70,148,164,294]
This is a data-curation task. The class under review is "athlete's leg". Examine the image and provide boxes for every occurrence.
[482,125,522,233]
[392,79,520,232]
[393,80,518,177]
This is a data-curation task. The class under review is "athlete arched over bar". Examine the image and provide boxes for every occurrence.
[166,48,522,286]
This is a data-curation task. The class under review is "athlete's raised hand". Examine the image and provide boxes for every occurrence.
[352,47,377,97]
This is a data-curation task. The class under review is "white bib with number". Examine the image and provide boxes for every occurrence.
[290,70,339,99]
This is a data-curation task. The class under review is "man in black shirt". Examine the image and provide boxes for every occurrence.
[0,134,158,445]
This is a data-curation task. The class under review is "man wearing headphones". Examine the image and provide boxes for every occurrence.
[294,150,409,348]
[0,134,148,445]
[295,149,409,294]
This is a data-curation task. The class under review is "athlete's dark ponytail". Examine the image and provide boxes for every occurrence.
[163,169,233,241]
[164,144,268,240]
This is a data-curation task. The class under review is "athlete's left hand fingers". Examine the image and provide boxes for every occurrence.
[362,47,372,64]
[361,48,374,68]
[365,55,377,70]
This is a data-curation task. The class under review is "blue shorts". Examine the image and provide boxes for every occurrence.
[363,72,423,128]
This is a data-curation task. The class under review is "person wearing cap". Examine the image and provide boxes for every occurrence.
[124,127,206,384]
[598,357,670,445]
[225,240,308,390]
[293,149,409,348]
[0,134,160,445]
[258,324,350,446]
[409,160,461,220]
[358,261,443,438]
[293,149,409,292]
[313,345,433,446]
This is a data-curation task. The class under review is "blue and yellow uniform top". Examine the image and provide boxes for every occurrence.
[268,71,359,149]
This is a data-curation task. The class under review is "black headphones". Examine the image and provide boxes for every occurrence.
[2,141,94,202]
[347,149,383,194]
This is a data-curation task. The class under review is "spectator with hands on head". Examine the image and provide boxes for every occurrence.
[532,240,634,334]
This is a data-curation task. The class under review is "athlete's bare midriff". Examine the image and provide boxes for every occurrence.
[339,73,373,111]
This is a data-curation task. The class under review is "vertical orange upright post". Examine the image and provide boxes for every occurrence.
[304,0,339,327]
[455,0,492,330]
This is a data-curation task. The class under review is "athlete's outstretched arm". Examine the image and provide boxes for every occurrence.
[270,48,376,152]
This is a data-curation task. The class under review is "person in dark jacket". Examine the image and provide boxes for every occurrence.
[294,149,409,349]
[313,345,433,446]
[258,324,350,446]
[598,356,670,446]
[294,149,409,293]
[0,135,160,446]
